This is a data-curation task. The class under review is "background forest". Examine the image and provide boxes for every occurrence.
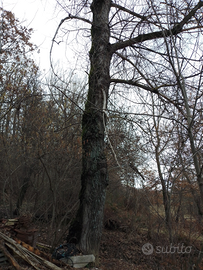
[0,1,203,269]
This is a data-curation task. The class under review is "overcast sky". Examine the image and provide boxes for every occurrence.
[3,0,66,72]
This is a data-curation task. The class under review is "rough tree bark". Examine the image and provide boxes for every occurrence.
[67,0,112,262]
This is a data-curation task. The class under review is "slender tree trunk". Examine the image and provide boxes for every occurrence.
[175,191,182,223]
[184,172,203,219]
[67,0,111,263]
[15,164,33,215]
[152,95,172,241]
[155,146,172,242]
[181,79,203,204]
[168,36,203,211]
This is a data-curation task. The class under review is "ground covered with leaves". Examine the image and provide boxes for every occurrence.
[1,221,203,270]
[99,228,203,270]
[36,226,203,270]
[0,206,203,270]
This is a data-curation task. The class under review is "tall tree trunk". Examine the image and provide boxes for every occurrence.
[155,146,172,242]
[67,0,111,263]
[167,36,203,212]
[14,164,33,215]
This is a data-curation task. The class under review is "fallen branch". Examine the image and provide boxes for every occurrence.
[0,241,23,270]
[36,242,52,250]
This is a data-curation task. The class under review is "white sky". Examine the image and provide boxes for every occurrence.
[3,0,69,73]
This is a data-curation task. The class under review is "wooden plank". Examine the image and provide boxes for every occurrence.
[0,242,23,270]
[0,232,63,270]
[5,242,41,270]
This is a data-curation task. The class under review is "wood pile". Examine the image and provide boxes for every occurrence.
[0,217,72,269]
[2,215,38,247]
[0,231,71,270]
[0,217,95,269]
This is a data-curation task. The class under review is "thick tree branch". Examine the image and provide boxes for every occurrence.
[111,78,159,93]
[111,0,203,52]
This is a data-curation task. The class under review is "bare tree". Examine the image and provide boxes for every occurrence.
[53,0,203,262]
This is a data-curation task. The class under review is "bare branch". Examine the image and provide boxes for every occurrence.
[111,2,148,21]
[110,78,159,93]
[110,78,186,116]
[111,0,203,52]
[50,14,91,76]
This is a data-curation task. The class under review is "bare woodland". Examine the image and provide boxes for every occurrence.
[0,0,203,269]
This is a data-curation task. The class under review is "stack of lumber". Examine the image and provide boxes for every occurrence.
[0,232,70,270]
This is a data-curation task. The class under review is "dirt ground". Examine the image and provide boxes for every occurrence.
[1,216,203,270]
[98,228,203,270]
